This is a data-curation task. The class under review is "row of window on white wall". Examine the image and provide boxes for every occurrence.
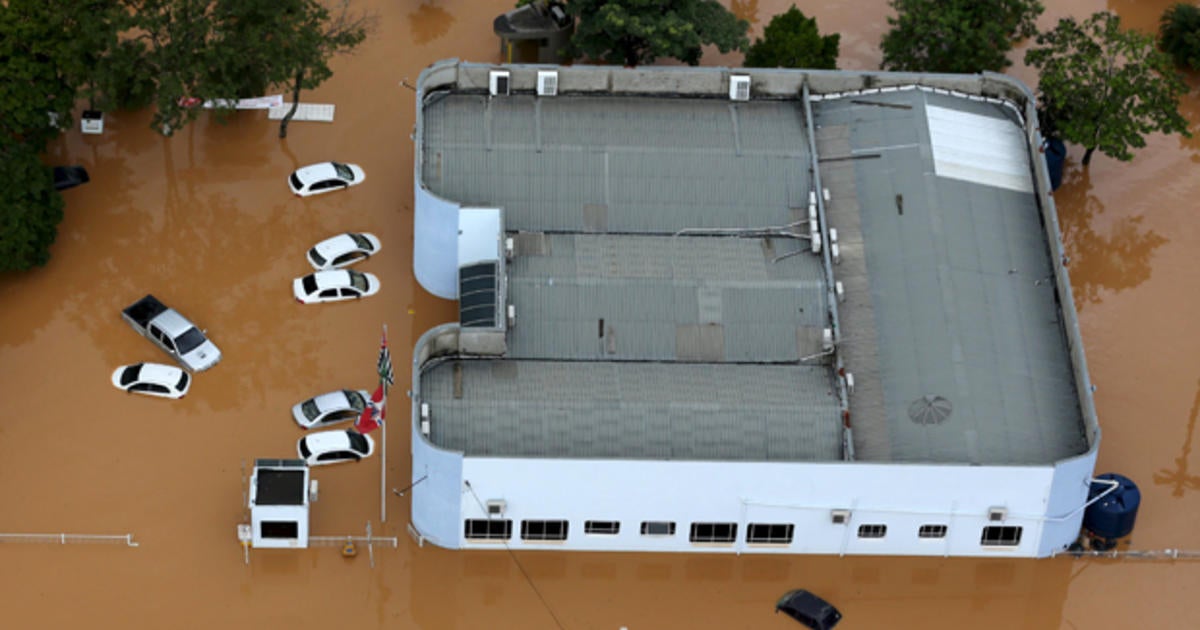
[464,519,1023,547]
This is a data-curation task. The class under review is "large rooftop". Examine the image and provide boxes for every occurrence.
[416,71,1088,465]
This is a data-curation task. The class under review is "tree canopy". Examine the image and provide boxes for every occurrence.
[880,0,1043,73]
[744,5,839,70]
[1025,11,1191,166]
[566,0,749,67]
[0,141,64,272]
[1160,3,1200,70]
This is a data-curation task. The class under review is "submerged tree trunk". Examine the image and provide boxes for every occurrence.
[279,70,305,139]
[1082,146,1095,166]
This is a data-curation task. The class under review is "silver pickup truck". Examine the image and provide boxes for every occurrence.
[122,294,221,372]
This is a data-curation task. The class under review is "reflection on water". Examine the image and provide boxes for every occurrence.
[731,0,760,24]
[1153,381,1200,497]
[408,1,456,45]
[1055,164,1167,311]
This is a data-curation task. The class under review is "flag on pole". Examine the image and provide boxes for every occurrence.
[355,384,385,434]
[377,327,394,387]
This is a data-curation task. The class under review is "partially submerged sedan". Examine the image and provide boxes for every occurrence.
[292,389,369,429]
[298,429,375,466]
[287,161,365,197]
[292,270,380,304]
[307,232,381,270]
[110,362,190,399]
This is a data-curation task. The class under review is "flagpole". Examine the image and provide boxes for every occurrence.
[381,324,388,524]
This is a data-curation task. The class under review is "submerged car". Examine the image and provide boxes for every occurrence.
[297,429,375,466]
[307,232,381,270]
[110,362,191,399]
[53,166,90,191]
[292,269,380,304]
[287,161,365,197]
[292,389,370,429]
[775,589,842,630]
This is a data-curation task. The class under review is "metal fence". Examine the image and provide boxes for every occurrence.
[0,532,139,547]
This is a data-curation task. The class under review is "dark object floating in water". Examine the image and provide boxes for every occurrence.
[1083,472,1140,551]
[53,166,90,191]
[775,589,842,630]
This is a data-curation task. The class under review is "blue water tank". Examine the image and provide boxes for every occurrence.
[1083,473,1140,544]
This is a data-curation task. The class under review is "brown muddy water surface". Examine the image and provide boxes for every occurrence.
[3,0,1200,627]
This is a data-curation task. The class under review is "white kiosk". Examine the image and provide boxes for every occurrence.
[248,459,312,549]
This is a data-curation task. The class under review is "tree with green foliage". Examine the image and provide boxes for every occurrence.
[1025,11,1191,166]
[567,0,749,67]
[744,5,839,70]
[1160,3,1200,70]
[0,140,64,272]
[880,0,1043,73]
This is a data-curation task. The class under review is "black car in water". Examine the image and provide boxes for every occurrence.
[775,589,841,630]
[53,166,90,191]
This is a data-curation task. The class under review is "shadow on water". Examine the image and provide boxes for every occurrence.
[408,1,456,46]
[1153,380,1200,497]
[1054,163,1167,312]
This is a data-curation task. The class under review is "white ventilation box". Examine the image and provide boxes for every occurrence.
[507,304,516,328]
[489,70,511,96]
[504,237,515,261]
[822,328,834,351]
[831,243,841,264]
[309,480,319,503]
[537,71,558,96]
[845,372,855,394]
[729,75,751,101]
[487,500,507,517]
[830,509,851,525]
[835,281,845,303]
[810,232,822,254]
[420,419,431,436]
[829,228,839,244]
[823,188,831,202]
[420,402,431,420]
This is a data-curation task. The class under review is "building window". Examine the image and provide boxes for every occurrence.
[640,521,676,536]
[260,521,298,539]
[857,524,887,539]
[585,521,620,535]
[918,524,948,539]
[981,526,1022,547]
[746,523,794,544]
[464,519,512,541]
[689,522,737,544]
[521,520,569,541]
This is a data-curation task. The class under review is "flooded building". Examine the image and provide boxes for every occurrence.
[408,60,1098,557]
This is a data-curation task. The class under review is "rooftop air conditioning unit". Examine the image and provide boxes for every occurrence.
[507,304,516,328]
[537,71,558,96]
[420,402,431,436]
[487,500,507,517]
[831,243,841,265]
[988,507,1007,522]
[830,509,851,525]
[729,75,751,102]
[504,237,515,261]
[489,70,511,96]
[845,372,855,394]
[822,328,834,351]
[835,281,846,303]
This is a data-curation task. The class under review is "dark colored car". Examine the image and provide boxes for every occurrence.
[775,589,841,630]
[53,166,90,191]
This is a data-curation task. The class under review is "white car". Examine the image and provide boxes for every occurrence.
[288,162,365,197]
[298,429,375,466]
[292,389,370,429]
[307,232,381,270]
[110,362,191,399]
[293,270,380,304]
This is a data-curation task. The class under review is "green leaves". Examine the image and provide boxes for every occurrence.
[567,0,749,67]
[744,5,839,70]
[880,0,1043,73]
[0,140,64,272]
[1025,11,1190,165]
[1160,3,1200,70]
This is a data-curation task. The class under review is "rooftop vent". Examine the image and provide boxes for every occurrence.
[908,395,952,425]
[830,509,850,525]
[537,71,558,96]
[487,500,507,517]
[729,75,751,102]
[489,70,510,96]
[988,507,1008,522]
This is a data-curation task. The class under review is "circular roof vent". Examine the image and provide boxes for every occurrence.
[909,395,952,425]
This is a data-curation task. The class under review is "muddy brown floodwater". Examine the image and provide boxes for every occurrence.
[3,0,1200,627]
